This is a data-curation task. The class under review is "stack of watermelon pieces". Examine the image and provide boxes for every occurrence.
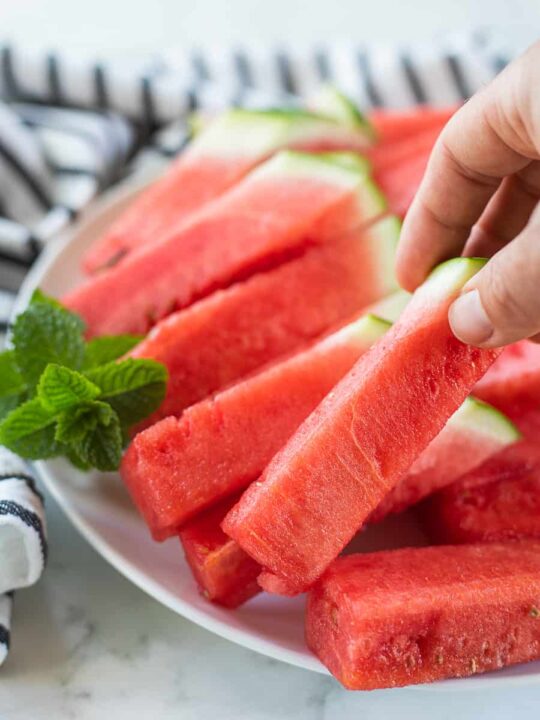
[64,88,540,691]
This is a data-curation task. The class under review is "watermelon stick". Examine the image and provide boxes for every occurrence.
[179,493,261,608]
[223,257,502,595]
[130,215,401,427]
[122,314,393,540]
[306,542,540,690]
[65,151,387,337]
[83,107,375,274]
[421,440,540,545]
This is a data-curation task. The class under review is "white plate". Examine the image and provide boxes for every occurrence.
[16,178,540,691]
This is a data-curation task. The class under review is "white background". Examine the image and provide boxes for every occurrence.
[1,1,540,718]
[0,0,539,54]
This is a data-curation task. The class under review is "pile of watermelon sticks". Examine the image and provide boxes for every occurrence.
[64,89,540,690]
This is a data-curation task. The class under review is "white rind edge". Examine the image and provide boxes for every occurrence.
[448,397,522,444]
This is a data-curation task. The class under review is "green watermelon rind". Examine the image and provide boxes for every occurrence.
[310,84,377,139]
[422,257,487,299]
[449,396,522,444]
[374,258,487,323]
[370,289,411,323]
[360,215,402,298]
[315,151,371,175]
[192,107,374,157]
[254,150,372,189]
[328,313,391,349]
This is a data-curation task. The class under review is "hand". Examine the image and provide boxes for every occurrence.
[396,41,540,347]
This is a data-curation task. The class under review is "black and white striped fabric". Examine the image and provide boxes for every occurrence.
[0,34,515,667]
[0,447,47,664]
[0,592,13,665]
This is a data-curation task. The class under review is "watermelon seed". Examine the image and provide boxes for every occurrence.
[469,658,478,674]
[435,652,444,665]
[330,606,339,627]
[529,606,540,618]
[405,654,417,670]
[481,641,490,656]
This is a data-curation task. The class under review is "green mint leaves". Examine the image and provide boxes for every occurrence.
[0,291,167,471]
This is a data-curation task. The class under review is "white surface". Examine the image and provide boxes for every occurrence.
[1,485,539,720]
[0,0,539,54]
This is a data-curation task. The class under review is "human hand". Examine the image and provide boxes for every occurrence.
[396,41,540,347]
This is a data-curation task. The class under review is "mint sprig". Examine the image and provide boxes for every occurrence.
[0,291,167,471]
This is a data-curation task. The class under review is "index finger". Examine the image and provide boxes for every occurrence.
[396,59,535,291]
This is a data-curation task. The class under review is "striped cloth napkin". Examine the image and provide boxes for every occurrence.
[0,34,513,666]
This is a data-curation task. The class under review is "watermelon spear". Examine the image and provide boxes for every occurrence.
[83,103,375,274]
[64,150,387,337]
[223,257,503,595]
[129,214,401,425]
[306,541,540,689]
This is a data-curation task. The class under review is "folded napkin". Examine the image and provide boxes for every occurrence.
[0,447,47,664]
[0,34,513,666]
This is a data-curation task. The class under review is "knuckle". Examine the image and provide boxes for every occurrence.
[438,133,499,189]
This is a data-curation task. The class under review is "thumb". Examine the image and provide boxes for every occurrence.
[449,212,540,347]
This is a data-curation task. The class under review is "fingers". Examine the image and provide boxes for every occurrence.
[464,161,540,258]
[449,208,540,347]
[396,44,540,291]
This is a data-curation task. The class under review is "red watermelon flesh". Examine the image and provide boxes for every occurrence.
[178,396,518,605]
[121,314,391,539]
[369,106,457,145]
[305,542,540,690]
[83,109,374,273]
[179,493,261,608]
[370,397,520,522]
[367,124,442,174]
[223,258,500,595]
[375,147,432,218]
[475,341,540,434]
[422,441,540,545]
[131,215,400,426]
[64,151,386,337]
[83,155,247,274]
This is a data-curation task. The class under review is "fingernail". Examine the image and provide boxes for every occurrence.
[449,289,494,345]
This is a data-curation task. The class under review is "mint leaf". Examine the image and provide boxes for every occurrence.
[82,334,143,370]
[86,358,167,426]
[65,447,92,471]
[71,410,123,471]
[1,291,167,470]
[31,289,85,332]
[0,351,26,395]
[0,394,25,421]
[12,303,85,389]
[0,398,60,458]
[31,288,64,310]
[55,401,114,444]
[0,351,27,420]
[38,364,100,413]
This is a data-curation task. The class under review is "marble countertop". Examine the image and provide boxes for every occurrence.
[0,486,539,719]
